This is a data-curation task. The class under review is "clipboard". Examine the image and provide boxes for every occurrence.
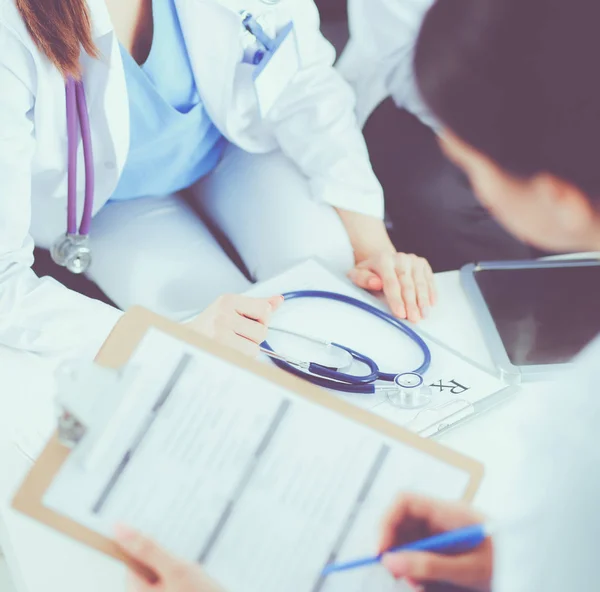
[11,306,484,569]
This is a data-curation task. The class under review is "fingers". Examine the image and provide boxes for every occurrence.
[348,267,384,292]
[379,494,483,553]
[126,569,156,592]
[410,258,429,315]
[188,294,284,357]
[232,314,269,345]
[408,256,433,319]
[351,254,436,321]
[380,493,417,553]
[268,295,285,311]
[115,525,178,584]
[223,333,261,357]
[379,496,491,589]
[425,261,438,307]
[371,257,406,318]
[382,550,488,586]
[225,294,283,325]
[396,254,420,323]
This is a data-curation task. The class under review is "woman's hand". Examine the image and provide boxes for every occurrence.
[348,252,436,323]
[335,209,436,322]
[187,294,283,357]
[379,494,493,592]
[116,526,226,592]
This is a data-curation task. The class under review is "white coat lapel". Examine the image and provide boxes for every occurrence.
[176,0,278,146]
[82,0,130,209]
[175,0,244,136]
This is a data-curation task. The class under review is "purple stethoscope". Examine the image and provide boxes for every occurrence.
[50,12,277,275]
[51,78,95,274]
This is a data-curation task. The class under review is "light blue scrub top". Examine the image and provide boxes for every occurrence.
[111,0,225,200]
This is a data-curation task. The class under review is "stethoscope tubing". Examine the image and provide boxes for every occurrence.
[262,290,432,394]
[65,78,95,238]
[266,349,381,394]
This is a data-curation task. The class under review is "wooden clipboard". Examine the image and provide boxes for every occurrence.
[12,306,485,565]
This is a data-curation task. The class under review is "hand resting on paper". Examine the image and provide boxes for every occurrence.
[379,494,493,592]
[116,526,226,592]
[348,252,437,323]
[186,294,283,357]
[336,209,437,323]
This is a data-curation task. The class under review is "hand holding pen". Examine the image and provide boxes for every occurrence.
[325,494,493,592]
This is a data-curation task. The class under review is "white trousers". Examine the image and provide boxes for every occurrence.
[87,146,354,320]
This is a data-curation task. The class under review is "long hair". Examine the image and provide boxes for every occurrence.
[15,0,98,78]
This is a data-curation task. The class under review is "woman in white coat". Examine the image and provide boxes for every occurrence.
[0,0,435,358]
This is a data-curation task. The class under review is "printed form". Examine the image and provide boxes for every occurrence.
[44,328,471,592]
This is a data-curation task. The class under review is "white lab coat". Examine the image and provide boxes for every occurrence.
[337,0,436,128]
[491,334,600,591]
[0,0,382,356]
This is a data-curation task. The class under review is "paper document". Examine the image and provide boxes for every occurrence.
[247,260,511,436]
[44,328,472,592]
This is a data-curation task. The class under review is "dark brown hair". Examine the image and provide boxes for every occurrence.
[414,0,600,199]
[16,0,98,78]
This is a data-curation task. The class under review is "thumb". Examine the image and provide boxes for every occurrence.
[381,551,465,583]
[348,267,383,291]
[268,295,285,311]
[115,525,179,582]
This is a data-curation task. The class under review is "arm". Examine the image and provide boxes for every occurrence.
[0,24,284,360]
[0,26,122,358]
[265,1,385,220]
[335,209,396,263]
[266,2,435,321]
[339,0,436,125]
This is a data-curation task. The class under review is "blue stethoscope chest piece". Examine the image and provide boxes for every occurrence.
[261,291,433,407]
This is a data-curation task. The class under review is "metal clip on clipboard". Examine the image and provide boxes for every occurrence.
[55,361,140,470]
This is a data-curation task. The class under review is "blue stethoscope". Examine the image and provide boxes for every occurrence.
[261,291,432,401]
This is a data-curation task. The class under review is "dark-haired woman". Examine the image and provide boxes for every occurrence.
[0,0,435,360]
[114,0,600,590]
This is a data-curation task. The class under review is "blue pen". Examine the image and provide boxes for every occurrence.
[322,524,492,577]
[241,12,275,52]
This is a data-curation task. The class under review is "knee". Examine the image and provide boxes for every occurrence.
[252,206,355,281]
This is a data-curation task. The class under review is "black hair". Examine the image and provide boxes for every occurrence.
[414,0,600,199]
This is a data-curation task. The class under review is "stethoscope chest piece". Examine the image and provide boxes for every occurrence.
[51,234,92,275]
[388,372,433,410]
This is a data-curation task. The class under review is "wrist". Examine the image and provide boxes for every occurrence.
[352,233,396,264]
[354,242,395,264]
[335,208,396,264]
